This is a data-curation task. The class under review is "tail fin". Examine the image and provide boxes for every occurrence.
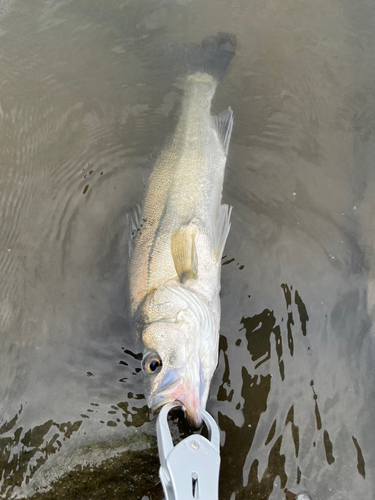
[140,33,236,88]
[181,32,237,83]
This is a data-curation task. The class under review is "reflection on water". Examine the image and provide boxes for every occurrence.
[0,0,374,498]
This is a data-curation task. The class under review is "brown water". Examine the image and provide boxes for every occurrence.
[0,0,374,498]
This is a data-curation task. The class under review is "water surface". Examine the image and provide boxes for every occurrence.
[0,0,374,498]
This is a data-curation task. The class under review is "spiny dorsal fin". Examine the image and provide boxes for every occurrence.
[214,204,232,261]
[171,227,198,284]
[212,107,234,156]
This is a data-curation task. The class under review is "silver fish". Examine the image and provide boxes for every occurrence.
[129,33,236,427]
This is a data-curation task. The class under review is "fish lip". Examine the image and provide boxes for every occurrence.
[151,397,183,414]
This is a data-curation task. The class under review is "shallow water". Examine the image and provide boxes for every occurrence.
[0,0,374,498]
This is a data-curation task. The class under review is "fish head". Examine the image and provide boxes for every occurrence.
[141,305,217,428]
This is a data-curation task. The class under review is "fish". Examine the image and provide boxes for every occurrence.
[129,33,236,427]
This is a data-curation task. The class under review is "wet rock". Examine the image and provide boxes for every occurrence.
[30,436,163,500]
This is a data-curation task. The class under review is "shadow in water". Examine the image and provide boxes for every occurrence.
[0,408,82,495]
[213,284,367,500]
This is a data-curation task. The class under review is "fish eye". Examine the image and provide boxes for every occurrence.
[143,353,162,374]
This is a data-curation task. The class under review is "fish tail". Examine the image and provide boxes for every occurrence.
[138,32,236,92]
[186,32,236,84]
[179,33,236,101]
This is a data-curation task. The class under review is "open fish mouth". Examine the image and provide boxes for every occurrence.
[151,396,181,413]
[149,377,184,412]
[148,372,203,427]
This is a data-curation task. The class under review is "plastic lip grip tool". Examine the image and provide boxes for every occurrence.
[156,402,221,500]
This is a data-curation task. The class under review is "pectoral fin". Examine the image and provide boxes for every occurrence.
[214,204,232,261]
[126,202,143,259]
[171,227,198,283]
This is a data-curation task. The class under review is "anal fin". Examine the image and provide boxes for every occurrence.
[212,107,234,156]
[171,227,198,284]
[214,204,232,261]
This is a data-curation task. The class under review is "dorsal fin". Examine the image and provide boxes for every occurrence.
[212,107,234,156]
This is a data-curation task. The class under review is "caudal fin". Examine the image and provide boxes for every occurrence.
[141,32,236,87]
[184,32,236,83]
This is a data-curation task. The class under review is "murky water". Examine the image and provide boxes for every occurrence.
[0,0,374,498]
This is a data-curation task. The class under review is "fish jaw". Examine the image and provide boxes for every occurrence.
[149,359,208,428]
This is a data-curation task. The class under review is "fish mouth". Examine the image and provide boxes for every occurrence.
[149,377,184,412]
[150,396,181,413]
[148,372,204,428]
